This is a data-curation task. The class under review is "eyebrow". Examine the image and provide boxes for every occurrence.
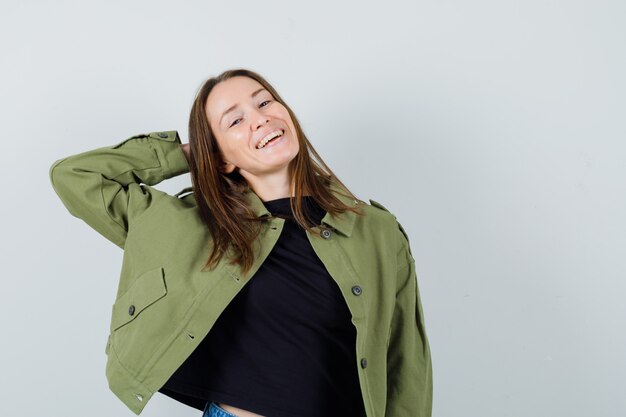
[219,87,268,126]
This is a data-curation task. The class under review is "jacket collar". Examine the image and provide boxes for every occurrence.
[243,179,359,237]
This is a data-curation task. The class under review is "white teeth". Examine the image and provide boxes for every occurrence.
[257,130,283,149]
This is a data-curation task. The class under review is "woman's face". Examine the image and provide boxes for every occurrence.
[205,76,299,183]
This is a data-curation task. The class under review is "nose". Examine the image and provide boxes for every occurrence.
[251,108,270,130]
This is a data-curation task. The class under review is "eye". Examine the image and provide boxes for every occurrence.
[229,101,272,128]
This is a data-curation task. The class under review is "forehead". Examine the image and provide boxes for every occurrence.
[205,76,266,124]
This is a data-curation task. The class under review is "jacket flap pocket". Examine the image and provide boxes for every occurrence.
[111,266,167,331]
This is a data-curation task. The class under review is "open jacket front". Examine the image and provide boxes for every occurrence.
[48,131,432,417]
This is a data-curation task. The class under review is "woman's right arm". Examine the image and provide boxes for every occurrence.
[48,130,190,249]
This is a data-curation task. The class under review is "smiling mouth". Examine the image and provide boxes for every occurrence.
[256,129,285,149]
[258,134,284,150]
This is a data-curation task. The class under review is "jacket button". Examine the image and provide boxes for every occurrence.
[320,228,332,239]
[128,305,135,315]
[351,285,362,296]
[134,393,143,402]
[360,358,367,368]
[157,132,168,138]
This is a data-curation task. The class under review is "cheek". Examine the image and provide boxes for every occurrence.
[226,134,251,158]
[289,134,300,153]
[214,137,236,160]
[275,104,291,119]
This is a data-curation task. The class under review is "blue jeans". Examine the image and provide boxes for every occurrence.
[202,401,240,417]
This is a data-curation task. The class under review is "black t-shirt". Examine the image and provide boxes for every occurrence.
[158,195,366,417]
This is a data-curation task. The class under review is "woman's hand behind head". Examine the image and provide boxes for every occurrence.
[180,143,191,166]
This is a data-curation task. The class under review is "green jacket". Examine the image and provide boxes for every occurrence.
[49,131,432,416]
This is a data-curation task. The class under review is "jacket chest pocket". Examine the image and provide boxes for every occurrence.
[110,266,167,332]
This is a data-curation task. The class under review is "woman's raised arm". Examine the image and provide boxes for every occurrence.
[49,131,190,249]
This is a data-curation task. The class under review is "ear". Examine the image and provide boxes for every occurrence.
[220,160,237,174]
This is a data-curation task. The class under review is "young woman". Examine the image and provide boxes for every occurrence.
[49,69,432,417]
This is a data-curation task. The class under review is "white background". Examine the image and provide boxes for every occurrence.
[1,0,625,416]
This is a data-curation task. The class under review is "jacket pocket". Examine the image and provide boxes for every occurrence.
[110,266,167,332]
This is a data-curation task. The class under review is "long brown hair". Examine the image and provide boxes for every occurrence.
[187,68,364,277]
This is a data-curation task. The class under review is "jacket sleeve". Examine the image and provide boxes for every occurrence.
[386,220,433,416]
[48,131,190,249]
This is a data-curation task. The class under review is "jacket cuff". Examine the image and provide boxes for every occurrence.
[148,131,190,180]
